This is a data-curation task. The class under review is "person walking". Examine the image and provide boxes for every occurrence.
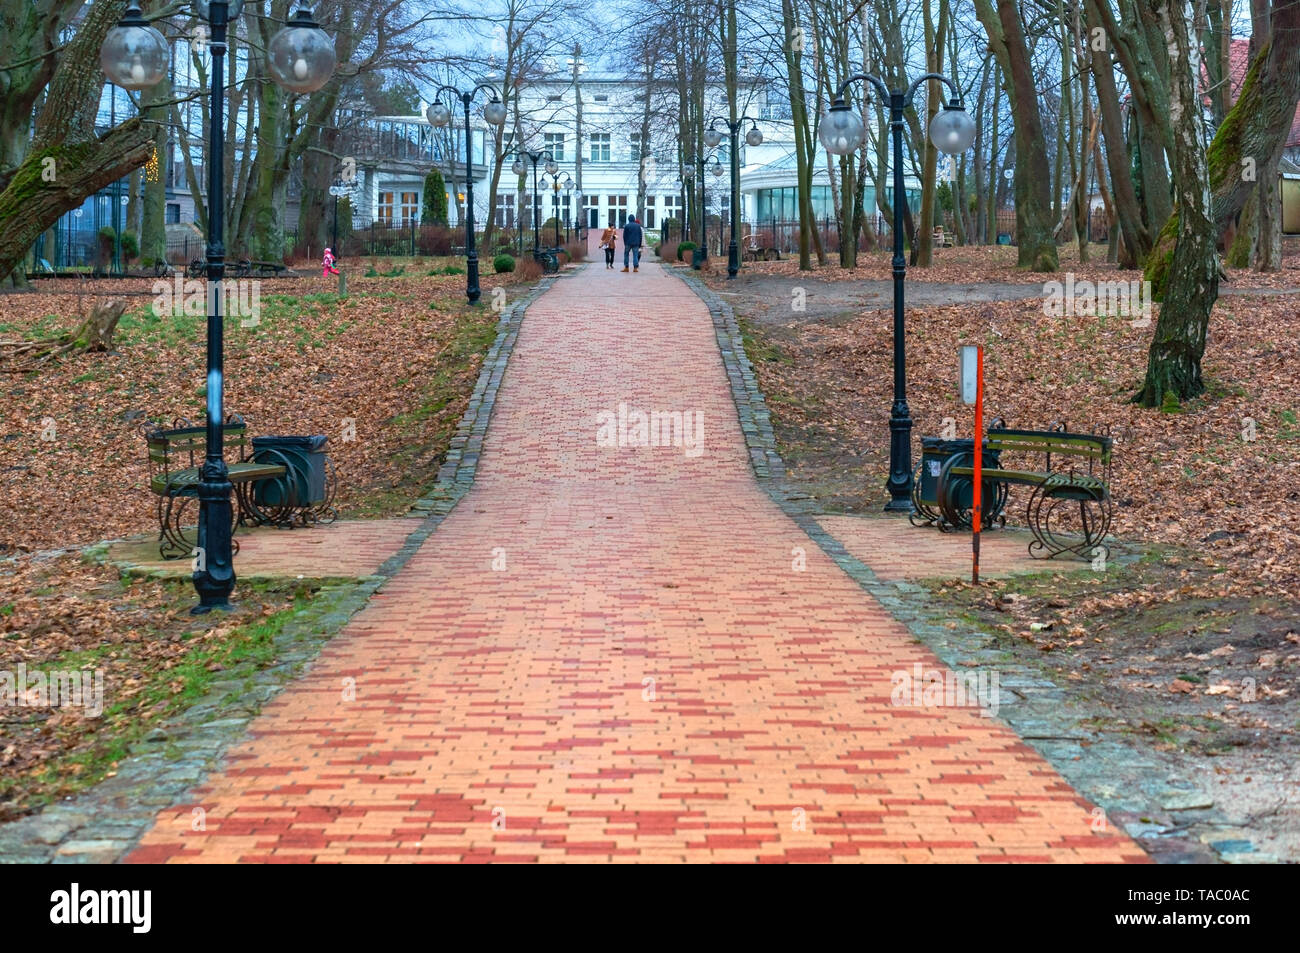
[599,224,617,269]
[621,215,643,273]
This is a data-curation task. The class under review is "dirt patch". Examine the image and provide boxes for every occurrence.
[923,556,1299,861]
[712,269,1300,334]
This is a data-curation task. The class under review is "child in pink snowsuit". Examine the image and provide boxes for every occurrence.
[322,247,339,277]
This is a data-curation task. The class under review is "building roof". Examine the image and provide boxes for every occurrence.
[1226,39,1300,147]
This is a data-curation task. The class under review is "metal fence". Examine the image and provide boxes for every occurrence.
[657,206,1115,258]
[316,219,588,261]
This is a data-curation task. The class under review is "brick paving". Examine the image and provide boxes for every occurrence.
[816,515,1045,582]
[112,518,422,580]
[128,255,1145,863]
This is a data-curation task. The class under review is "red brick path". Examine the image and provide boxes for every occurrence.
[129,258,1144,863]
[817,515,1046,582]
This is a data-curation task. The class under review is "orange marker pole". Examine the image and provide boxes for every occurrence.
[972,344,983,585]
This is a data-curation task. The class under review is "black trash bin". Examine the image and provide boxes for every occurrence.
[251,435,328,508]
[911,437,1003,528]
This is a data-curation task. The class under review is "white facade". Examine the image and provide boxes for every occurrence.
[364,72,920,243]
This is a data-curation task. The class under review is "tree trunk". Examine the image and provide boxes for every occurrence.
[976,0,1058,270]
[1135,0,1220,407]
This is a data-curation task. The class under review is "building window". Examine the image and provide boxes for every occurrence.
[399,191,419,224]
[630,133,645,163]
[378,191,395,223]
[495,193,514,228]
[643,195,656,229]
[662,194,682,224]
[607,194,627,226]
[756,186,851,222]
[589,133,611,162]
[543,132,565,162]
[165,203,180,224]
[594,95,608,103]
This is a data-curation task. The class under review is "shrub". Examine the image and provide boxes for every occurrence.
[493,253,516,273]
[563,240,586,263]
[422,169,448,225]
[119,231,140,261]
[511,256,543,282]
[676,240,697,262]
[416,224,453,256]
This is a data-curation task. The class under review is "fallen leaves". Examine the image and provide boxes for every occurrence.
[0,263,522,554]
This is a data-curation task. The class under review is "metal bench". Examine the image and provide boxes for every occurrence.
[939,422,1114,561]
[143,415,286,559]
[250,260,291,277]
[187,258,253,278]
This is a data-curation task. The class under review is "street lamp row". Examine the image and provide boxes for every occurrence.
[425,87,507,303]
[705,116,763,277]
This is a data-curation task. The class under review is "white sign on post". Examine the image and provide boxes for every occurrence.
[960,345,979,406]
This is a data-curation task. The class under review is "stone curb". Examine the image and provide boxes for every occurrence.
[0,275,557,865]
[671,265,1241,864]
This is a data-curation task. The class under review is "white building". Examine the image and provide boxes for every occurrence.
[360,71,923,251]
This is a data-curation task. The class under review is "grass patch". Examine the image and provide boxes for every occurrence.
[0,575,325,819]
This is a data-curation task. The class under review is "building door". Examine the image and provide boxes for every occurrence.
[583,194,599,229]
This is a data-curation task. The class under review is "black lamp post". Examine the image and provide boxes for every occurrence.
[681,153,723,268]
[705,116,763,277]
[102,0,336,612]
[820,72,975,512]
[505,148,557,258]
[561,174,574,242]
[542,171,564,247]
[426,84,507,304]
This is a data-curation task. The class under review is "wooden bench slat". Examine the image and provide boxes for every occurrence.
[150,461,286,496]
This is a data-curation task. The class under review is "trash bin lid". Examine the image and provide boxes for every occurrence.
[252,435,328,450]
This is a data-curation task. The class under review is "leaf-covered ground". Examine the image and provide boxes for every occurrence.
[730,240,1300,290]
[0,257,535,819]
[708,257,1300,590]
[1,257,530,553]
[709,247,1300,857]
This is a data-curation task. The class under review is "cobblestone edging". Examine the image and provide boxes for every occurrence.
[0,276,557,865]
[671,266,1263,864]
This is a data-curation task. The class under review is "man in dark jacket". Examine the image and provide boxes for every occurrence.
[621,216,644,272]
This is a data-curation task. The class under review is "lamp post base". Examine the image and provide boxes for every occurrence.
[467,254,481,304]
[191,459,236,612]
[884,403,914,512]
